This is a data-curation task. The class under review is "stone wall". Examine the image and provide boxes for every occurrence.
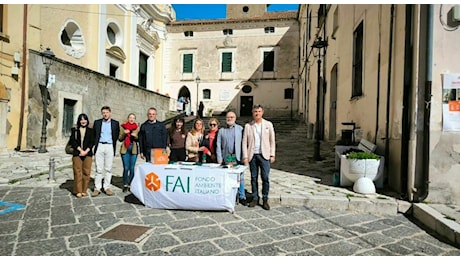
[27,50,171,149]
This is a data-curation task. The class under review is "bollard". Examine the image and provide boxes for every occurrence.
[48,157,56,183]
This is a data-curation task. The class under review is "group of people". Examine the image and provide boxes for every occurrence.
[67,104,276,210]
[68,106,167,198]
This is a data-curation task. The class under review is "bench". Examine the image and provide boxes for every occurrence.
[335,139,377,170]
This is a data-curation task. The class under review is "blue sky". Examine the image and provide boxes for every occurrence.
[172,4,299,21]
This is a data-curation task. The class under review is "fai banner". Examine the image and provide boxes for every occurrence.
[130,163,244,213]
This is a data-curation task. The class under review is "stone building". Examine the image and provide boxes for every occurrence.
[165,4,299,117]
[0,4,174,151]
[300,4,460,204]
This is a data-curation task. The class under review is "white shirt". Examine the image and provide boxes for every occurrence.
[253,122,262,154]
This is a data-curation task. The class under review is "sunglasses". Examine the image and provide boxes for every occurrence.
[210,123,217,127]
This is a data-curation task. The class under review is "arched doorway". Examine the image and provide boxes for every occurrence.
[178,86,191,113]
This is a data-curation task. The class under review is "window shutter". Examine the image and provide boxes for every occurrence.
[183,54,193,73]
[222,52,232,72]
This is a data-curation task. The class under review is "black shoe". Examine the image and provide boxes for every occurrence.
[122,186,128,193]
[262,200,270,210]
[249,200,258,207]
[239,198,247,206]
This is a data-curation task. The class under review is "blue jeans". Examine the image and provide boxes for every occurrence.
[249,154,270,201]
[239,172,246,200]
[122,145,138,186]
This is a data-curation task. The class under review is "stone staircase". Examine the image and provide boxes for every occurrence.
[183,115,338,185]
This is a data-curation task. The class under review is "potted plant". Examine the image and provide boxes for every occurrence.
[207,108,214,117]
[340,151,381,182]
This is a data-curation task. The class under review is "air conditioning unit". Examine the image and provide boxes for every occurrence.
[454,4,460,22]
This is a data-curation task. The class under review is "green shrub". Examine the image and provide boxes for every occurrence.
[346,151,380,160]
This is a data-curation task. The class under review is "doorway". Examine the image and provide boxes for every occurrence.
[240,96,253,116]
[329,63,338,141]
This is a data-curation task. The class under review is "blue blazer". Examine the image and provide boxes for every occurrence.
[216,123,243,163]
[93,118,120,155]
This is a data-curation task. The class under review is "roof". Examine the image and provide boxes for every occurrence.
[168,11,298,26]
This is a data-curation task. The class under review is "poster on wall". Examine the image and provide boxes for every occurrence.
[442,73,460,131]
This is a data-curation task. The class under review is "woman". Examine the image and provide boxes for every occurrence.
[69,113,95,198]
[167,118,188,162]
[118,113,140,192]
[185,118,210,162]
[202,117,219,163]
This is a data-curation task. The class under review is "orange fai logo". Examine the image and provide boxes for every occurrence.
[145,172,161,191]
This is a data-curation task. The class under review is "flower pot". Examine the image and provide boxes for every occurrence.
[340,155,380,183]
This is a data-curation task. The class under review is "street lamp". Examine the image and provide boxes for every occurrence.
[38,47,55,153]
[195,75,200,117]
[312,37,328,161]
[290,75,295,119]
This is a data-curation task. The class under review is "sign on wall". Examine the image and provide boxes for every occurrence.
[442,73,460,131]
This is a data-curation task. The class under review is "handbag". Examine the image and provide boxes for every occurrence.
[65,131,75,155]
[65,139,74,155]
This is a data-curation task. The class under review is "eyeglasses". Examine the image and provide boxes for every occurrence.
[253,104,263,109]
[210,123,217,127]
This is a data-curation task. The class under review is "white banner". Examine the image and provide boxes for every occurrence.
[131,163,244,213]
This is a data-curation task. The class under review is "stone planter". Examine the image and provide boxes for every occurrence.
[340,155,381,194]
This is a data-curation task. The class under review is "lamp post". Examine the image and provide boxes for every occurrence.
[38,47,55,153]
[290,75,295,119]
[312,37,327,161]
[195,75,200,117]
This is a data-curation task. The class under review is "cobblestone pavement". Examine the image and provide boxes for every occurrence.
[0,122,460,255]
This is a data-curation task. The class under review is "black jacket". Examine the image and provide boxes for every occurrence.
[69,127,95,157]
[139,120,167,153]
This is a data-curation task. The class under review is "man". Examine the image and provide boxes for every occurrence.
[139,107,167,162]
[92,106,120,196]
[242,104,276,210]
[216,111,247,206]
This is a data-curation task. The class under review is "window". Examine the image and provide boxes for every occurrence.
[284,88,294,99]
[222,52,232,72]
[183,53,193,73]
[203,89,211,99]
[318,4,326,27]
[107,26,116,45]
[264,27,275,33]
[60,20,85,58]
[352,21,364,98]
[139,52,148,88]
[184,31,194,37]
[62,99,77,137]
[263,51,275,72]
[0,4,4,34]
[332,7,339,38]
[308,10,312,41]
[242,85,252,93]
[109,64,118,77]
[243,6,249,13]
[106,21,122,47]
[223,29,233,35]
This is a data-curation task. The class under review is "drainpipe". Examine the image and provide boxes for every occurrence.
[15,4,28,151]
[374,5,382,144]
[400,5,415,199]
[384,4,395,181]
[413,4,433,202]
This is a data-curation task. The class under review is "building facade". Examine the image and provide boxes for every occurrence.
[300,4,460,204]
[165,4,299,117]
[0,4,174,151]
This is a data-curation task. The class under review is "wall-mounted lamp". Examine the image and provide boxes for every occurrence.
[11,52,21,77]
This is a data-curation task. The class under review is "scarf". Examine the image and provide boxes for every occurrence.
[121,122,138,148]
